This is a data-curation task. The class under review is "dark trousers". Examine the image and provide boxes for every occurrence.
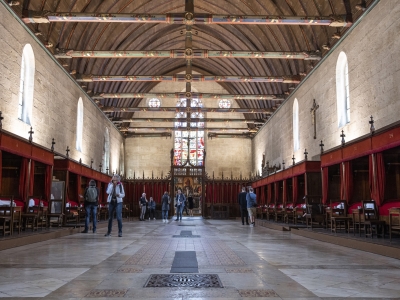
[240,207,249,224]
[148,208,155,219]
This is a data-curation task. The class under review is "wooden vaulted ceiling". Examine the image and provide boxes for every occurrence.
[12,0,372,137]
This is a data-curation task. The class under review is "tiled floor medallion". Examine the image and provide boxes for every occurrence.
[238,289,279,297]
[85,289,127,298]
[116,267,143,273]
[145,274,223,288]
[225,268,253,273]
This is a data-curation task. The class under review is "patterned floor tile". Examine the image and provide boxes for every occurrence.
[144,274,223,288]
[238,289,279,297]
[225,268,254,273]
[115,267,143,273]
[85,289,127,297]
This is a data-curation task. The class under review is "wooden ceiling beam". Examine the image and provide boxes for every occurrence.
[102,106,273,113]
[55,49,321,60]
[77,74,302,83]
[112,118,264,124]
[22,11,351,27]
[120,127,256,132]
[92,92,285,100]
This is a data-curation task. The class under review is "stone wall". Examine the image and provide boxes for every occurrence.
[0,4,124,173]
[253,1,400,174]
[124,73,252,179]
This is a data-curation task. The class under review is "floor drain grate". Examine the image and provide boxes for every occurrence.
[144,274,223,288]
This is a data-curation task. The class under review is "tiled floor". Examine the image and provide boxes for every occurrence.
[0,217,400,299]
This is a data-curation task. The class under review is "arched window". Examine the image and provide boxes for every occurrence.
[336,51,350,127]
[18,44,35,125]
[148,98,161,107]
[102,128,110,173]
[218,99,231,108]
[293,98,300,151]
[173,98,204,166]
[76,97,83,152]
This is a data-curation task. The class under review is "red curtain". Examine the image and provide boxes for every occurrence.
[340,161,352,203]
[274,182,279,205]
[283,180,287,205]
[19,158,28,201]
[370,153,385,206]
[206,183,211,204]
[292,176,298,206]
[29,160,35,197]
[267,184,272,204]
[322,167,329,204]
[260,185,265,205]
[44,165,52,201]
[76,175,82,202]
[0,150,2,193]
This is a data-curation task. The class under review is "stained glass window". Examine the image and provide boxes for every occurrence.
[173,98,205,166]
[218,99,231,108]
[148,98,161,107]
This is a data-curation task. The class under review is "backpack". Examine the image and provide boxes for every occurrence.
[86,186,98,202]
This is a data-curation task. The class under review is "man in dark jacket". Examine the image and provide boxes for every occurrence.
[81,179,100,233]
[238,187,249,225]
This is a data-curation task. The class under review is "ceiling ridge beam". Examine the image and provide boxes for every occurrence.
[112,118,264,124]
[22,11,351,27]
[77,74,302,83]
[120,127,256,132]
[92,92,285,100]
[55,49,321,60]
[102,107,273,113]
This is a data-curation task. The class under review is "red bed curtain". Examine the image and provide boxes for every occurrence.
[370,153,385,206]
[29,160,35,197]
[19,158,29,202]
[322,167,329,204]
[292,176,298,206]
[0,150,2,193]
[44,165,52,201]
[76,175,82,202]
[340,161,352,203]
[267,183,272,204]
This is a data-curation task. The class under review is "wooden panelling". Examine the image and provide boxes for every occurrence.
[342,138,372,161]
[321,148,343,167]
[372,126,400,152]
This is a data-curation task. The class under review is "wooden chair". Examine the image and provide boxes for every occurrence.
[274,205,285,222]
[0,207,12,236]
[389,207,400,242]
[330,201,352,234]
[37,206,48,229]
[361,200,385,238]
[305,195,324,229]
[47,200,63,227]
[12,205,22,235]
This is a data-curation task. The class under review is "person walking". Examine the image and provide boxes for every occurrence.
[238,187,249,225]
[175,188,186,221]
[188,194,194,217]
[246,187,257,227]
[81,179,99,233]
[148,197,156,220]
[105,175,125,237]
[161,191,170,223]
[139,193,147,221]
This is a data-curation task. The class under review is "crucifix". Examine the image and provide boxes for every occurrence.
[310,99,319,139]
[181,133,196,166]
